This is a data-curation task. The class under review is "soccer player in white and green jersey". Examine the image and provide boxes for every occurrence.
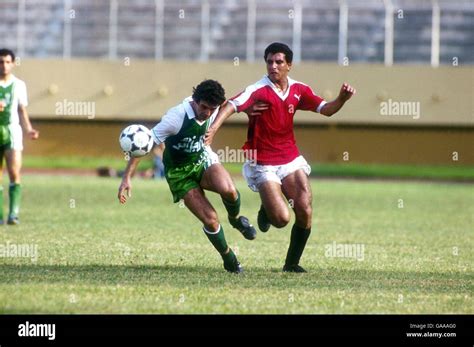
[118,80,256,273]
[0,48,39,225]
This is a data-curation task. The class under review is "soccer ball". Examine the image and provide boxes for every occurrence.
[119,124,154,158]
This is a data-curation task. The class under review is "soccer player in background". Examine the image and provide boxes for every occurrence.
[152,142,165,179]
[0,48,39,225]
[205,42,356,272]
[118,79,256,273]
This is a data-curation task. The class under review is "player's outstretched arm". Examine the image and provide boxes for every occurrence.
[320,83,356,117]
[118,157,140,204]
[204,102,236,146]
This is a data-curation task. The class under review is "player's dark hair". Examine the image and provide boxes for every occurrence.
[192,79,226,106]
[0,48,15,61]
[264,42,293,64]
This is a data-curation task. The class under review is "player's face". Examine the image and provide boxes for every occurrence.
[0,55,14,77]
[195,100,219,121]
[266,52,292,84]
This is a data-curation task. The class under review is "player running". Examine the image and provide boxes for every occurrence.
[118,79,256,273]
[205,43,356,273]
[0,48,39,225]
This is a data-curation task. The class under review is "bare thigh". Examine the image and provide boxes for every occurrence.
[200,163,237,201]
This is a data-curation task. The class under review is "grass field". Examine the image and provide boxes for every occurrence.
[0,175,472,314]
[23,155,474,181]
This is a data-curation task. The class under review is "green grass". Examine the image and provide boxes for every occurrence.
[0,175,472,313]
[23,156,474,181]
[310,163,474,181]
[23,155,153,171]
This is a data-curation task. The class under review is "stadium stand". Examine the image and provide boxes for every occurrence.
[1,0,472,64]
[1,0,472,164]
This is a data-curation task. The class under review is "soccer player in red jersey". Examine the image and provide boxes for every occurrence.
[205,42,356,272]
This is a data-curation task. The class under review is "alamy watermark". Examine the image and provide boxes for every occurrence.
[216,146,257,166]
[380,98,420,120]
[18,321,55,340]
[55,99,95,119]
[325,241,365,261]
[0,241,38,263]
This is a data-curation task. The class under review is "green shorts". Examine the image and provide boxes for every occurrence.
[0,125,13,152]
[165,161,207,203]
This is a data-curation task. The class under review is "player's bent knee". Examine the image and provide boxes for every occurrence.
[221,184,237,201]
[269,211,290,228]
[204,220,220,232]
[273,219,289,228]
[203,212,220,232]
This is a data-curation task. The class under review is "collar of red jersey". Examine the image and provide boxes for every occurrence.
[264,75,296,100]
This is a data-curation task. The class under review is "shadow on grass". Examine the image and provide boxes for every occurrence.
[0,264,470,293]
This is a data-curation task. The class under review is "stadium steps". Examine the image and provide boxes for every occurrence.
[0,0,472,64]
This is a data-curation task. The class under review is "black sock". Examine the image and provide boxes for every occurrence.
[285,224,311,266]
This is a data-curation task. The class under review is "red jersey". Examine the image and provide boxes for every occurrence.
[229,75,327,165]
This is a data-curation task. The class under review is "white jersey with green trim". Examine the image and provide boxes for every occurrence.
[151,96,220,169]
[151,96,219,145]
[0,74,28,126]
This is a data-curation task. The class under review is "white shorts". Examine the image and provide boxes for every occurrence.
[202,146,220,169]
[242,155,311,192]
[8,124,23,151]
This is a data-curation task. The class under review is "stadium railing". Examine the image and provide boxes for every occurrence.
[1,0,472,65]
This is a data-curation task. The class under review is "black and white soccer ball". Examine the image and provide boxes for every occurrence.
[119,124,154,158]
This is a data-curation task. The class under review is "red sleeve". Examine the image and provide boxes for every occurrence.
[230,87,257,113]
[297,84,326,112]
